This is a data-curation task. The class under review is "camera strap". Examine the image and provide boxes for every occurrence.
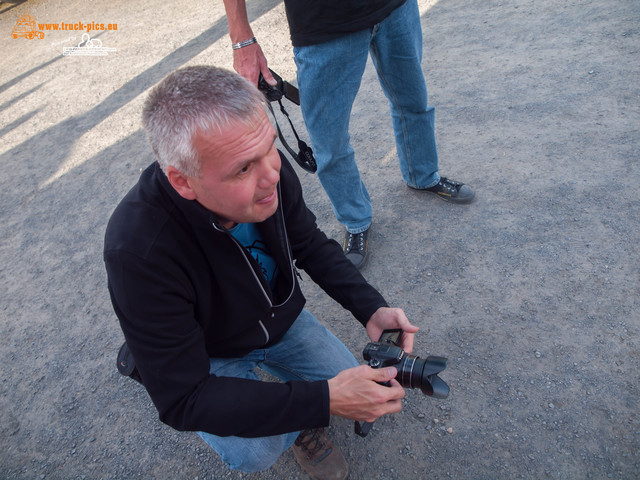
[266,100,317,174]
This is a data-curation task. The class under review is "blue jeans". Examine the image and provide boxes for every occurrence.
[294,0,440,233]
[197,309,359,472]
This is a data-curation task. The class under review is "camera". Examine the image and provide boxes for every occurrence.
[355,329,449,437]
[363,329,449,398]
[258,68,300,105]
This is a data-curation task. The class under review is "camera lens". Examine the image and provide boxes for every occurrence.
[397,354,450,398]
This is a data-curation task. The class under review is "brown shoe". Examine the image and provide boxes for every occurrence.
[292,428,349,480]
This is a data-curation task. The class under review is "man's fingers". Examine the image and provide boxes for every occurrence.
[370,366,397,383]
[400,332,415,354]
[328,365,407,421]
[232,43,270,85]
[260,65,276,86]
[370,367,405,401]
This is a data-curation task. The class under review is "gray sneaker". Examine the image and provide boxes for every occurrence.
[292,428,349,480]
[343,228,369,269]
[423,177,475,204]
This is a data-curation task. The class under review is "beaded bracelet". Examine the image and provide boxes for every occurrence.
[232,37,257,50]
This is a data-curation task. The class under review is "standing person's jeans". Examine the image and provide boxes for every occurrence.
[294,0,440,234]
[197,309,359,472]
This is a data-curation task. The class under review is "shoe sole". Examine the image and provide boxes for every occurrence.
[408,184,475,204]
[428,190,475,204]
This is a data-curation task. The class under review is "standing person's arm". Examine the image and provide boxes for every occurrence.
[222,0,276,85]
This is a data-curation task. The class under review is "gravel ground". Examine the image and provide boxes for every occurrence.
[1,0,639,479]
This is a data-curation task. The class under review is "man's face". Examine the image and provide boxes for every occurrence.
[177,109,281,228]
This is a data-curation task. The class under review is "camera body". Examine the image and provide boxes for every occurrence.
[363,329,449,398]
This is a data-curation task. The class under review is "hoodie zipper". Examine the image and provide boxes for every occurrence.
[210,182,297,344]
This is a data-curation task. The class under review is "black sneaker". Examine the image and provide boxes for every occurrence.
[423,177,475,204]
[343,228,369,269]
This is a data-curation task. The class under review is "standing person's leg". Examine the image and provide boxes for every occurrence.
[293,33,372,235]
[370,0,474,202]
[369,0,439,189]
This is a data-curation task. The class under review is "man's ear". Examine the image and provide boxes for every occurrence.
[166,166,197,200]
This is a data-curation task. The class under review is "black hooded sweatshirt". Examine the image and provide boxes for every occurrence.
[104,154,387,437]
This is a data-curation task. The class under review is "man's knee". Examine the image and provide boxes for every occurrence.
[223,449,282,473]
[199,431,297,473]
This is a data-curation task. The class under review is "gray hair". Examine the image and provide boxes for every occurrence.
[142,65,268,177]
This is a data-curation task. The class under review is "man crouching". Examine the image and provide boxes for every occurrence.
[104,66,419,479]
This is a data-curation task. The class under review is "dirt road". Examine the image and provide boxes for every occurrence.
[1,0,638,478]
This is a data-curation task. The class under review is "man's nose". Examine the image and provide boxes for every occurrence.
[261,157,280,185]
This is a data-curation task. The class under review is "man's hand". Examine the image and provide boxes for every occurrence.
[233,43,275,86]
[223,0,276,86]
[366,307,419,353]
[327,365,404,422]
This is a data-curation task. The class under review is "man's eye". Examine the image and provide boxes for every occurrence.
[239,165,250,174]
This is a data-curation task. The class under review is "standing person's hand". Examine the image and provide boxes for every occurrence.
[233,42,276,86]
[223,0,276,86]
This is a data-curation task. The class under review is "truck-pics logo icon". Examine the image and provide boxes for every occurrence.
[11,12,44,39]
